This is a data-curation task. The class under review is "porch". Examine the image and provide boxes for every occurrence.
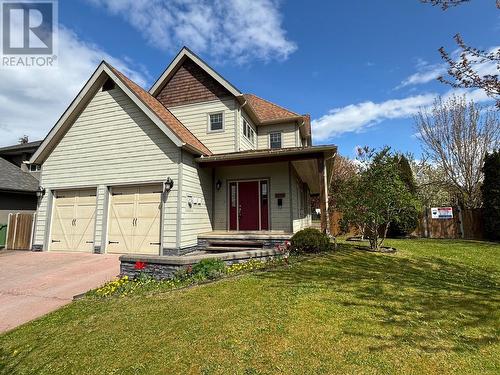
[196,145,336,235]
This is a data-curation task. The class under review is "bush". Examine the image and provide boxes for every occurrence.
[191,259,226,280]
[290,228,331,253]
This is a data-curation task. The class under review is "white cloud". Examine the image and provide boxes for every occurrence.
[86,0,297,63]
[396,58,446,89]
[312,94,436,142]
[312,89,493,143]
[397,65,446,88]
[397,46,500,89]
[0,26,147,147]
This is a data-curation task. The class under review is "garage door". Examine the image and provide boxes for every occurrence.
[107,185,162,254]
[50,189,96,252]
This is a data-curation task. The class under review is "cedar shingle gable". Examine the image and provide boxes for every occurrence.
[155,58,232,108]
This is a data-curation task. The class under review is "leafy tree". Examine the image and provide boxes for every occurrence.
[336,147,419,251]
[414,95,500,208]
[481,150,500,241]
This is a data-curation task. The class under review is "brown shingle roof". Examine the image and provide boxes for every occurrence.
[244,94,299,122]
[106,63,212,156]
[243,94,311,138]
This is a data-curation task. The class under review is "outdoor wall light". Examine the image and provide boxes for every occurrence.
[36,186,46,198]
[216,179,222,191]
[163,177,174,192]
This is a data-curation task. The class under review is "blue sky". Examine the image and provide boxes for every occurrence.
[0,0,497,156]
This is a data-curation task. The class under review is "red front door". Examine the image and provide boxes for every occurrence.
[238,181,260,230]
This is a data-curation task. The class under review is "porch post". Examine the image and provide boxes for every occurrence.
[318,156,330,234]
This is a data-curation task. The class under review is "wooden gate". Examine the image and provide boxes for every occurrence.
[6,213,35,250]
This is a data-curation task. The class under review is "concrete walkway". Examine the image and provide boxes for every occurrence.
[0,250,120,333]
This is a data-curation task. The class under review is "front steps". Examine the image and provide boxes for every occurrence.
[197,231,291,253]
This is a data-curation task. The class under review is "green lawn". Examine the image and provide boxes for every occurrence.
[1,239,499,374]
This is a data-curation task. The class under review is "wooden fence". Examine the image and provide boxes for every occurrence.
[414,207,484,240]
[6,213,35,250]
[329,207,485,240]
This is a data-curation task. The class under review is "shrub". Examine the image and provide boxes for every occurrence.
[290,228,331,253]
[191,259,226,280]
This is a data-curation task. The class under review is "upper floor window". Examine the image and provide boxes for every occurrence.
[269,132,282,149]
[28,164,41,172]
[242,118,255,143]
[209,112,224,132]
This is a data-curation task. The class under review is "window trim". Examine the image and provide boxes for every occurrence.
[207,111,225,133]
[269,132,282,149]
[242,117,256,144]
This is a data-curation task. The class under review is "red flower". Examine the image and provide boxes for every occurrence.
[134,261,146,270]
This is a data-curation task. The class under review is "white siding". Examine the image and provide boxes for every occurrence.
[180,151,213,248]
[34,86,180,250]
[169,98,237,154]
[214,162,292,232]
[257,122,299,149]
[291,173,311,232]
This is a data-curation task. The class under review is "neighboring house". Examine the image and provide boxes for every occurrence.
[29,47,336,255]
[0,140,42,168]
[0,157,39,224]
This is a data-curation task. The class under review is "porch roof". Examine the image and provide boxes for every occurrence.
[195,145,336,165]
[195,145,337,194]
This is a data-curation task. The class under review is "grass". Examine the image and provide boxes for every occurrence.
[1,238,499,374]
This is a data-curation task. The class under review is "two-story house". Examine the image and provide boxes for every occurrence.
[29,47,336,256]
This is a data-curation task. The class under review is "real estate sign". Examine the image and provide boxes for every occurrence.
[431,207,453,219]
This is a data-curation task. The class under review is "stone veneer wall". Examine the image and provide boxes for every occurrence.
[120,249,281,280]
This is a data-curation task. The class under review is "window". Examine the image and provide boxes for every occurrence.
[242,118,255,144]
[209,112,224,132]
[28,164,40,172]
[269,132,282,149]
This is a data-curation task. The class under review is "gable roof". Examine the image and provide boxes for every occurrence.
[30,61,211,164]
[150,47,312,141]
[149,47,242,98]
[243,94,311,138]
[0,158,38,192]
[107,63,212,155]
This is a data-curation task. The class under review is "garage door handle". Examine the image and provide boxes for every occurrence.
[150,242,160,245]
[86,241,93,244]
[52,240,61,243]
[108,241,119,244]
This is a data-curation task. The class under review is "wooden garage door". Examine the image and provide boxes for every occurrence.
[107,185,162,255]
[50,189,96,252]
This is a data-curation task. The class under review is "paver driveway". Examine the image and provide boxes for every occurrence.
[0,250,120,333]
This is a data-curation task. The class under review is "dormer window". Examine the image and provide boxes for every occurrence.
[269,132,282,149]
[209,112,224,132]
[242,118,255,143]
